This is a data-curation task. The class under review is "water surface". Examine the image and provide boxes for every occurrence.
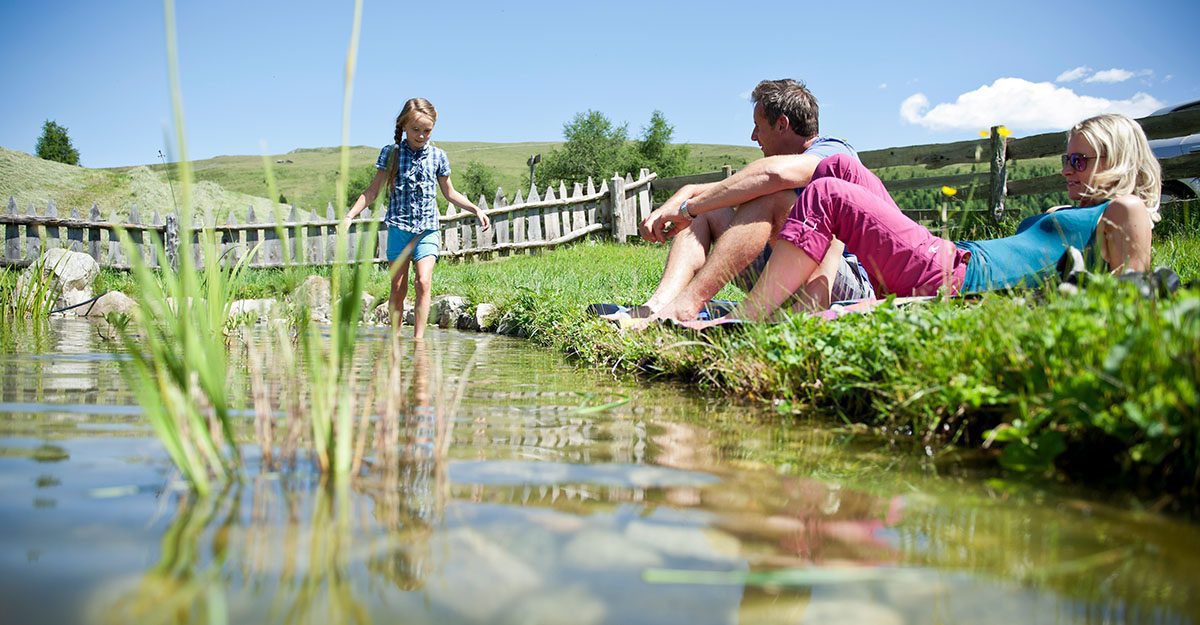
[1,319,1197,624]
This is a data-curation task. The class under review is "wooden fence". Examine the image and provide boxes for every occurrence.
[1,170,657,270]
[3,107,1197,270]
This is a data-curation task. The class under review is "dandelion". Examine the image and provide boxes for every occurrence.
[980,126,1012,138]
[942,186,958,197]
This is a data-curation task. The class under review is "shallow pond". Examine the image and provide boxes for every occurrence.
[1,319,1197,625]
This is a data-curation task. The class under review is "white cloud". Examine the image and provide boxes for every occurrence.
[1056,66,1091,83]
[1085,68,1135,83]
[900,77,1165,132]
[878,83,888,90]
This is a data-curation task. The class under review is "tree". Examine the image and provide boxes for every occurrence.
[35,120,80,165]
[459,160,498,203]
[346,165,378,207]
[538,110,636,188]
[633,110,690,178]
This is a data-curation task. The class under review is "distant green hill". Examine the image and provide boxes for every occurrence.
[1,145,305,223]
[128,141,762,213]
[2,141,762,222]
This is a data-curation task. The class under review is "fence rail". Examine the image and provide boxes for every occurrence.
[4,108,1197,270]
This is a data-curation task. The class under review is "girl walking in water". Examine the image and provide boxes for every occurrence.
[344,98,490,338]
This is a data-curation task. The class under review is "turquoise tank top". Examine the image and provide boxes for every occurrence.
[956,201,1110,293]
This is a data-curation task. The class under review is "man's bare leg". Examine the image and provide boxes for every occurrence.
[791,238,845,313]
[642,207,735,312]
[657,190,796,321]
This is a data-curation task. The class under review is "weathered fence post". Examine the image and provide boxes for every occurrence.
[24,203,38,260]
[476,196,494,253]
[245,206,260,267]
[128,204,145,267]
[527,186,543,246]
[5,197,20,265]
[636,169,652,224]
[150,210,163,268]
[609,174,630,241]
[88,203,102,262]
[67,208,83,252]
[44,200,60,253]
[444,200,461,257]
[289,206,304,265]
[105,209,122,268]
[165,213,179,271]
[324,203,337,262]
[493,189,509,254]
[989,125,1008,223]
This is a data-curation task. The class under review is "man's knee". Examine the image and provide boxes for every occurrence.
[813,153,858,180]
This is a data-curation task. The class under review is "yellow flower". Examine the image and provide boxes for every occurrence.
[941,186,958,197]
[980,126,1013,138]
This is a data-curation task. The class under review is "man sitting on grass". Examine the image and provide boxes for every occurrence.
[631,79,873,323]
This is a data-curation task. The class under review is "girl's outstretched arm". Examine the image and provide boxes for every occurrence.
[1100,194,1153,273]
[438,176,491,230]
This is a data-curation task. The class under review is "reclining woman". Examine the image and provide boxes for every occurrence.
[726,113,1162,322]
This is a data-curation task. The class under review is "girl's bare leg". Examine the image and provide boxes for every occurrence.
[411,256,437,339]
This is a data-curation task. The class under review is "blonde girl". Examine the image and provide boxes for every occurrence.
[344,98,490,338]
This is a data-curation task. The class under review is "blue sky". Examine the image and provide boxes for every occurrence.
[1,0,1196,169]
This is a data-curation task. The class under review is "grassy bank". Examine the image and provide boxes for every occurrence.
[425,239,1199,495]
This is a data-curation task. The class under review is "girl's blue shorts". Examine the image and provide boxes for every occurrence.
[386,226,440,262]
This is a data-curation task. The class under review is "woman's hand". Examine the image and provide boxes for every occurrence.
[477,209,491,231]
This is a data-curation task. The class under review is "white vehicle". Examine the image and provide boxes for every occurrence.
[1148,100,1200,202]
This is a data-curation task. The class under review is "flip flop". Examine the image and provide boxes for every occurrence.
[586,303,627,316]
[587,303,656,319]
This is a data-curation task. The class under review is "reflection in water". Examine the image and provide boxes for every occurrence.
[0,320,1198,624]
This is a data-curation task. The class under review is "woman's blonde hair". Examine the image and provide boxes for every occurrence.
[384,98,438,203]
[1071,113,1162,223]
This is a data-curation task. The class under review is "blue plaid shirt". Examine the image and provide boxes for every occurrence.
[375,141,450,232]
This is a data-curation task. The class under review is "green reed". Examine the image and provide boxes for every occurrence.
[1,248,64,320]
[113,0,383,489]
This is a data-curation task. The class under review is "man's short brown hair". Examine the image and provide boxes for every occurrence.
[751,79,819,137]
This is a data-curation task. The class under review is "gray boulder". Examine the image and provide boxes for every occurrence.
[475,303,500,331]
[86,291,138,318]
[288,275,331,321]
[19,249,100,315]
[433,295,468,329]
[228,298,280,323]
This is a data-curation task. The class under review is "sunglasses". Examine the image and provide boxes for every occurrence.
[1061,152,1103,172]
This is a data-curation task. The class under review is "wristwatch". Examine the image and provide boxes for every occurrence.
[678,199,693,219]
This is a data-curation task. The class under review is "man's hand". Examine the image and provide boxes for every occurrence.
[476,210,492,231]
[640,201,692,244]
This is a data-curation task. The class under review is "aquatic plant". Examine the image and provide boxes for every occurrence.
[110,0,388,490]
[110,0,259,495]
[1,248,64,320]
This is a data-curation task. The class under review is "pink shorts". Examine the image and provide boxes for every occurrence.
[777,155,968,296]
